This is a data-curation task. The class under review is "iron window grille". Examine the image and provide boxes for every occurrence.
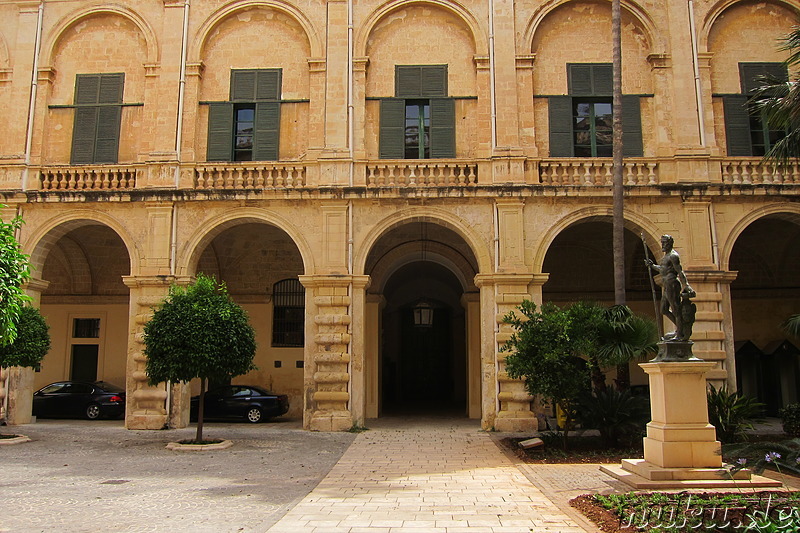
[272,278,305,347]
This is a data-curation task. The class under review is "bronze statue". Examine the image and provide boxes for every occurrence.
[645,235,696,342]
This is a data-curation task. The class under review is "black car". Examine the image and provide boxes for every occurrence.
[33,381,126,420]
[190,385,289,423]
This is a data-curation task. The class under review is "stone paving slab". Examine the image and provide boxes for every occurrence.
[267,419,592,533]
[0,419,354,533]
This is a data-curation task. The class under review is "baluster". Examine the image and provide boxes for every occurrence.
[582,163,592,186]
[624,163,634,185]
[455,165,465,186]
[253,168,263,188]
[101,169,110,189]
[275,168,285,187]
[771,165,782,184]
[366,166,375,187]
[376,166,384,186]
[407,164,416,186]
[646,163,656,185]
[298,167,306,187]
[792,163,800,184]
[234,168,244,188]
[287,167,295,188]
[740,162,751,185]
[756,164,768,185]
[721,163,731,184]
[602,163,612,186]
[196,168,205,188]
[730,163,741,185]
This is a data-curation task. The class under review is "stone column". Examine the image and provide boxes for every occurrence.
[474,273,536,432]
[347,275,371,427]
[122,275,183,430]
[299,275,353,431]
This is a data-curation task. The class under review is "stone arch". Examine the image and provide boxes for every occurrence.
[533,206,662,273]
[355,0,487,57]
[524,0,662,54]
[42,5,158,67]
[24,211,140,276]
[191,0,322,62]
[700,0,800,50]
[368,241,476,293]
[721,204,800,271]
[356,207,492,277]
[178,208,314,277]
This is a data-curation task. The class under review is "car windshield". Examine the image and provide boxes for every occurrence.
[95,381,125,393]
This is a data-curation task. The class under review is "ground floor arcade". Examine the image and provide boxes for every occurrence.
[3,191,799,431]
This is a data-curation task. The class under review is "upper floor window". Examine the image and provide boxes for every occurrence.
[548,64,642,158]
[380,65,455,159]
[70,73,124,165]
[723,62,789,157]
[272,278,305,347]
[207,69,281,162]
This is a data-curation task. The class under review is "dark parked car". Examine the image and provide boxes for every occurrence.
[33,381,126,420]
[190,385,289,423]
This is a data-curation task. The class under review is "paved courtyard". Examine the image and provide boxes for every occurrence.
[0,417,627,532]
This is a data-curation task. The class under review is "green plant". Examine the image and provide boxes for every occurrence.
[707,385,764,443]
[724,439,800,478]
[144,274,257,442]
[781,403,800,437]
[594,305,658,390]
[348,423,369,433]
[0,306,51,368]
[502,301,593,449]
[0,211,31,346]
[578,388,649,447]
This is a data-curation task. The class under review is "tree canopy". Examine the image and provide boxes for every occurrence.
[752,25,800,164]
[0,306,50,368]
[0,213,31,347]
[144,274,257,385]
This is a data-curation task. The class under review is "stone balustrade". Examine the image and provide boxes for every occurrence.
[39,165,140,190]
[721,159,800,185]
[366,160,478,187]
[194,163,306,189]
[537,158,659,186]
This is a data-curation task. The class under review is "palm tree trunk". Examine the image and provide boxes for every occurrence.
[612,0,630,390]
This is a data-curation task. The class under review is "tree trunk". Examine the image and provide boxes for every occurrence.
[612,0,629,389]
[195,377,205,443]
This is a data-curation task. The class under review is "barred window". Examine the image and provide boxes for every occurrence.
[272,278,305,347]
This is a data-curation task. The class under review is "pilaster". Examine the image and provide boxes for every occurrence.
[322,0,349,155]
[348,275,371,427]
[474,273,536,432]
[122,275,189,429]
[299,275,354,431]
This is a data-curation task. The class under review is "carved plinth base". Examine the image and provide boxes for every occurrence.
[126,411,167,430]
[493,411,538,432]
[309,411,352,432]
[602,361,786,489]
[601,460,781,489]
[653,340,700,362]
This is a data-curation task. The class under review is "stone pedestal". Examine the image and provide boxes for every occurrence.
[601,361,781,488]
[6,366,35,425]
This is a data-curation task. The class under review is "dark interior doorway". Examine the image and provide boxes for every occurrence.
[70,345,98,382]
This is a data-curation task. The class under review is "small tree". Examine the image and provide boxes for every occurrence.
[502,301,593,449]
[0,212,31,346]
[143,274,256,442]
[0,306,50,428]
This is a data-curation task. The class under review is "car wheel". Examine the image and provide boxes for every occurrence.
[85,403,101,420]
[246,407,263,423]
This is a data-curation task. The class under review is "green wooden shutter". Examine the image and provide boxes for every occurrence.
[379,99,405,159]
[396,66,422,97]
[739,63,789,94]
[207,103,234,161]
[70,107,98,164]
[568,64,593,96]
[568,64,612,95]
[548,96,573,157]
[231,70,257,100]
[75,75,101,104]
[255,69,281,101]
[723,95,753,156]
[430,98,455,158]
[592,64,613,95]
[421,66,447,97]
[98,73,124,103]
[253,102,280,161]
[94,106,121,163]
[620,95,643,157]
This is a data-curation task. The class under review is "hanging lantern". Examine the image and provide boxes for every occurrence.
[413,300,434,327]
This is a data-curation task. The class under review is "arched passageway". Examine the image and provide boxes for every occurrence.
[190,222,305,418]
[37,224,131,389]
[364,220,480,419]
[729,215,800,414]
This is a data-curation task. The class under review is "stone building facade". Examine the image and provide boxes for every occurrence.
[0,0,799,431]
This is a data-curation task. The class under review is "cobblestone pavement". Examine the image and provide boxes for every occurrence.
[1,418,355,533]
[267,418,598,533]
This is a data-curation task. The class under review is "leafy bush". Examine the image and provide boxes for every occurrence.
[707,385,764,443]
[579,388,649,447]
[780,403,800,437]
[0,306,50,368]
[724,438,800,477]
